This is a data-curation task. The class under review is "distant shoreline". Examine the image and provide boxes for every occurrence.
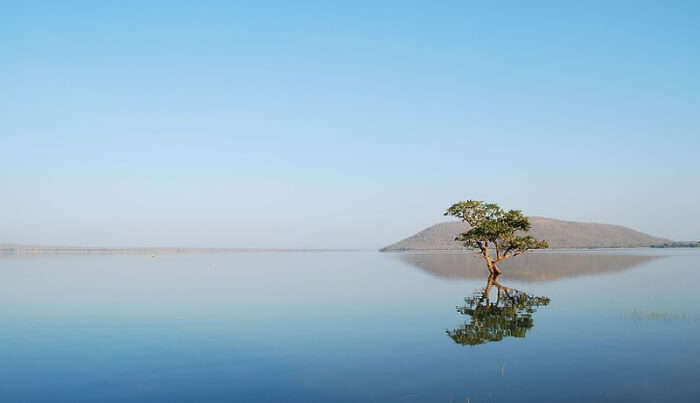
[0,245,367,256]
[379,245,698,253]
[650,242,700,248]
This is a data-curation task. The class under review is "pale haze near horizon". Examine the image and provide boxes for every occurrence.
[2,1,698,249]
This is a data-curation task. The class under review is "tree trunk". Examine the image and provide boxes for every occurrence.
[480,246,502,275]
[487,261,503,275]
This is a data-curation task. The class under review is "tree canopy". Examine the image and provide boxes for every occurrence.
[445,200,548,274]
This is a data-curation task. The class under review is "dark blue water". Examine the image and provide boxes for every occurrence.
[1,249,699,402]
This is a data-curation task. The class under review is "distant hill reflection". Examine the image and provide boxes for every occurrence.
[400,252,660,283]
[448,274,550,346]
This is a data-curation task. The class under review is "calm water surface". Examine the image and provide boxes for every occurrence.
[1,249,699,402]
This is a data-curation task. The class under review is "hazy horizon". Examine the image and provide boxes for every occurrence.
[3,2,699,249]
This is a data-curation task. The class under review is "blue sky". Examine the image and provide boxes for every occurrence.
[2,1,699,248]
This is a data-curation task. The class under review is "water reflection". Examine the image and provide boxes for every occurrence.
[401,252,661,282]
[447,274,550,346]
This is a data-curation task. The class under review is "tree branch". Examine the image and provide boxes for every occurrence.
[501,245,514,259]
[495,250,522,263]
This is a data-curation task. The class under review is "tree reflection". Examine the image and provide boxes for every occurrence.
[447,274,550,346]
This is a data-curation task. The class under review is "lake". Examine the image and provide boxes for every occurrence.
[1,249,699,402]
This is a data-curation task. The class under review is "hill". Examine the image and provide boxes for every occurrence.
[380,217,670,251]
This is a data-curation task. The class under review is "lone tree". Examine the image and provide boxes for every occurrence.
[445,200,548,275]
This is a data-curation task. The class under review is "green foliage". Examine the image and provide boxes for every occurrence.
[445,200,548,268]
